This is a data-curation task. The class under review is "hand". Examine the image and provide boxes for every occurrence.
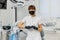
[38,27,42,32]
[17,22,24,29]
[19,24,25,29]
[38,24,42,32]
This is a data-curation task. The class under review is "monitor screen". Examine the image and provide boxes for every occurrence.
[0,0,7,9]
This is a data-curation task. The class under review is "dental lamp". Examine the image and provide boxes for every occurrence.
[10,0,25,7]
[10,0,25,22]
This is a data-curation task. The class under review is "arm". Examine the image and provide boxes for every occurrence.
[17,17,26,29]
[38,24,42,32]
[38,17,43,32]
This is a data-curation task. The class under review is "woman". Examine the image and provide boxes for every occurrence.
[17,5,42,40]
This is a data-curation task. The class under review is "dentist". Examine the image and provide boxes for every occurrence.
[17,5,44,40]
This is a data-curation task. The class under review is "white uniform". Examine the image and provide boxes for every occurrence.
[21,15,42,40]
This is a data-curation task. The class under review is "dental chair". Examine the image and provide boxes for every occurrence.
[9,21,27,40]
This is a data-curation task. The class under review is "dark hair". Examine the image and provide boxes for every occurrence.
[28,5,36,10]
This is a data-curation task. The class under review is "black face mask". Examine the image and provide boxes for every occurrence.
[29,11,35,15]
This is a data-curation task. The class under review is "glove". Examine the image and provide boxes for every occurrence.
[20,30,23,32]
[25,26,32,29]
[32,26,38,30]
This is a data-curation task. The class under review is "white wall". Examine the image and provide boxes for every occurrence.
[40,0,60,18]
[51,0,60,17]
[40,0,50,18]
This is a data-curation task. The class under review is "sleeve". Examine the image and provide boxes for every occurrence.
[15,17,27,26]
[21,17,27,23]
[38,17,43,25]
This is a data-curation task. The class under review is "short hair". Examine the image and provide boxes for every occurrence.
[28,5,36,10]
